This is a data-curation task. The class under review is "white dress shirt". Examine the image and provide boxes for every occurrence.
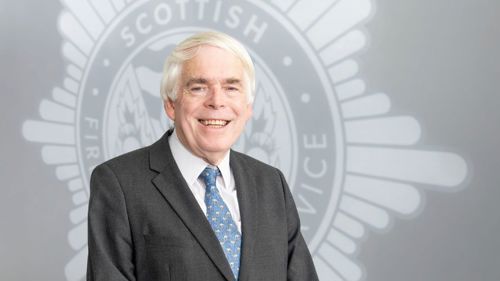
[169,129,242,232]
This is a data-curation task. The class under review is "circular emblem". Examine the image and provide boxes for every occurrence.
[22,0,469,280]
[77,0,342,252]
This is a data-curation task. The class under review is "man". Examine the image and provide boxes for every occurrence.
[87,31,318,281]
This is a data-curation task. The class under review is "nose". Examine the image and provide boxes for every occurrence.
[205,85,226,109]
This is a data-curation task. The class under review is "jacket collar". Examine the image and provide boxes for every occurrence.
[229,151,258,281]
[149,130,235,281]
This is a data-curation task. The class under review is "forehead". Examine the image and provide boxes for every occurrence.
[180,45,244,81]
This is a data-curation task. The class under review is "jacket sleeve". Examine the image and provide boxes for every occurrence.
[277,169,319,281]
[87,163,136,281]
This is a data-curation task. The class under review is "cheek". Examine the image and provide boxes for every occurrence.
[175,105,194,122]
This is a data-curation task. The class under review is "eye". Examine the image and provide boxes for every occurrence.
[189,86,208,96]
[225,86,241,96]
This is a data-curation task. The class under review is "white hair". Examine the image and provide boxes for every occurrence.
[160,31,256,104]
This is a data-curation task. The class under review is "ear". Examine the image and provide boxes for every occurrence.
[245,102,253,121]
[164,98,176,121]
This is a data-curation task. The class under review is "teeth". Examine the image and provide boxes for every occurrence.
[200,119,228,126]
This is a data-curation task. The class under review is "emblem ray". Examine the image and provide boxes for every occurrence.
[271,0,468,280]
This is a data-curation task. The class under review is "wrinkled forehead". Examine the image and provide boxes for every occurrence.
[184,77,244,86]
[179,47,247,80]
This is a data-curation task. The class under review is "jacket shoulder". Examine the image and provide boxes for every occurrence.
[230,149,282,177]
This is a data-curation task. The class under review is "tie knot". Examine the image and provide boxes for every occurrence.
[200,166,221,189]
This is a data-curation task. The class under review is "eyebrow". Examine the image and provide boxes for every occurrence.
[225,78,242,85]
[185,77,242,87]
[185,78,208,87]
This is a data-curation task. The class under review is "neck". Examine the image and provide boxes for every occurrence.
[200,151,226,166]
[175,130,228,166]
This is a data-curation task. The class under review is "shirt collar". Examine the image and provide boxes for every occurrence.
[169,129,232,189]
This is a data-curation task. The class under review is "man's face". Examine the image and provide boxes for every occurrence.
[165,45,253,164]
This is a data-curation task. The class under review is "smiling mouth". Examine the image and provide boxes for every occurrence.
[199,119,230,128]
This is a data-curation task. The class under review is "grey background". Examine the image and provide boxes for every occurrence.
[1,0,499,280]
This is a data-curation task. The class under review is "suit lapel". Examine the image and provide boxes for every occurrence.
[230,152,258,281]
[149,132,235,281]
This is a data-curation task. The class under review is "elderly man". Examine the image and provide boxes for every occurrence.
[87,31,318,281]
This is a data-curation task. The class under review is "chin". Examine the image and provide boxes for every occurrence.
[200,142,232,154]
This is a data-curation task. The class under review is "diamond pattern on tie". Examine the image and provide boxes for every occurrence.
[200,167,241,280]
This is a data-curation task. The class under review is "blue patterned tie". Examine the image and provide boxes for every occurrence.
[200,166,241,280]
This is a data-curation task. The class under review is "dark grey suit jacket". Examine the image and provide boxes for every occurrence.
[87,130,318,281]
